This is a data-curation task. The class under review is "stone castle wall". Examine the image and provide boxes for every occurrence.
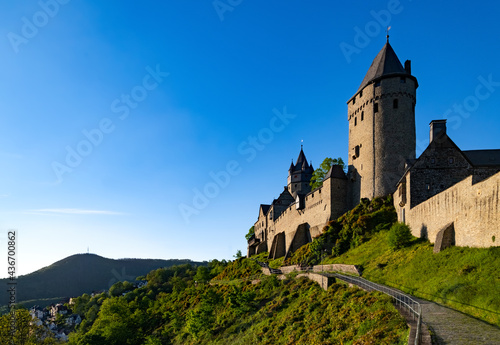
[347,77,416,206]
[266,176,347,258]
[270,184,331,252]
[401,171,500,247]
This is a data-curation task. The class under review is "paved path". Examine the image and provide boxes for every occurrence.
[256,263,500,344]
[332,273,500,345]
[417,298,500,345]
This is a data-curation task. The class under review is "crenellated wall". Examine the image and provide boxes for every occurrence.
[266,175,348,259]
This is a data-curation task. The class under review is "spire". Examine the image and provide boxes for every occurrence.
[301,159,308,171]
[356,41,408,92]
[295,148,307,167]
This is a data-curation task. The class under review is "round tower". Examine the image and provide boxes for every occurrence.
[347,40,418,206]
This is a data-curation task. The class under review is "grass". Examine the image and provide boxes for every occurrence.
[67,259,409,344]
[327,230,500,326]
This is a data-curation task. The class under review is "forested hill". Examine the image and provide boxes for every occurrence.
[61,259,408,344]
[0,253,204,309]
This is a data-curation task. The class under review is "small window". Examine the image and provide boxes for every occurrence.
[353,97,356,105]
[430,158,435,164]
[361,111,364,121]
[393,99,398,109]
[354,117,357,126]
[375,81,381,87]
[400,77,406,83]
[355,145,360,158]
[449,157,455,164]
[359,90,363,97]
[374,103,379,113]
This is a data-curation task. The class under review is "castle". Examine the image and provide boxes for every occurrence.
[247,40,500,259]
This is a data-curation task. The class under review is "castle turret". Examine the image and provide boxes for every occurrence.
[287,147,314,198]
[347,40,418,207]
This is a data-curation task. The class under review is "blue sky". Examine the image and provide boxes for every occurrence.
[0,0,499,277]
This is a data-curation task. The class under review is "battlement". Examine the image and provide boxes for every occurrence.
[248,40,499,259]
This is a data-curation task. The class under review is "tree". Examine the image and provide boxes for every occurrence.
[245,226,255,241]
[388,222,413,249]
[233,250,243,259]
[310,157,346,190]
[194,266,211,283]
[0,309,57,345]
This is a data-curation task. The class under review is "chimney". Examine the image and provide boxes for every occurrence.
[404,60,411,74]
[429,120,447,143]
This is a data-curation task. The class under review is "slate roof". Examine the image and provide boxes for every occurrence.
[290,148,314,173]
[324,165,347,180]
[356,42,411,93]
[260,204,271,215]
[295,148,308,168]
[463,150,500,167]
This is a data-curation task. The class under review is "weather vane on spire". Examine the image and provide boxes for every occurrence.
[301,139,304,150]
[386,26,391,42]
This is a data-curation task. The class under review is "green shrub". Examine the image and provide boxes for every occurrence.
[286,196,397,265]
[388,223,413,249]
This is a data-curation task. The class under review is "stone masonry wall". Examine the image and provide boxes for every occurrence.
[404,172,500,247]
[347,77,416,207]
[266,176,347,257]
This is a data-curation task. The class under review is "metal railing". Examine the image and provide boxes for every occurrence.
[251,260,423,344]
[332,273,422,345]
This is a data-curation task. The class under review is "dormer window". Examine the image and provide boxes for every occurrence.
[393,99,398,109]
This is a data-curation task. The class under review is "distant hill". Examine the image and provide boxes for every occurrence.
[0,254,205,311]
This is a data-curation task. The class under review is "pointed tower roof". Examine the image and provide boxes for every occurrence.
[356,42,412,93]
[324,165,347,180]
[295,148,307,167]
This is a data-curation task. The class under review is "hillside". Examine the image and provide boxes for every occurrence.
[0,254,204,311]
[278,196,500,327]
[328,230,500,327]
[53,260,409,344]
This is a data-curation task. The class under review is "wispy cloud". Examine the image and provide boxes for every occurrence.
[0,194,10,198]
[28,208,126,216]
